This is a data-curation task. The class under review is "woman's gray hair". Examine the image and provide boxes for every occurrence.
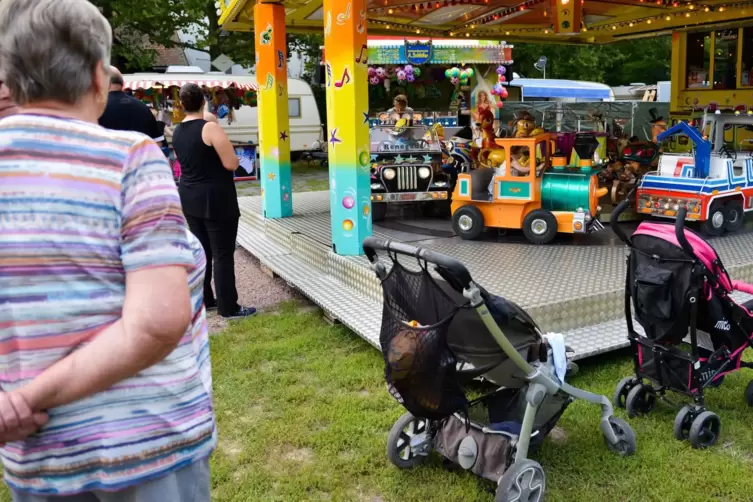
[0,0,112,105]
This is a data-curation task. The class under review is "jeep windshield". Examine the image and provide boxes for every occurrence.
[370,126,441,153]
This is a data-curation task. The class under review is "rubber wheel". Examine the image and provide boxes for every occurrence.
[701,203,725,237]
[613,376,636,409]
[372,202,387,223]
[495,459,546,502]
[604,417,637,456]
[625,383,657,418]
[386,412,430,469]
[452,205,485,240]
[724,199,745,232]
[522,210,558,245]
[744,380,753,407]
[688,410,721,449]
[673,405,694,441]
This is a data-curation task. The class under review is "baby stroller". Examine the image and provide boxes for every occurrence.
[363,237,636,502]
[611,196,753,449]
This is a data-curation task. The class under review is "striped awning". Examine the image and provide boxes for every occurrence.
[124,79,258,91]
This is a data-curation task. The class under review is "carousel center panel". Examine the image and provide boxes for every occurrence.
[237,191,753,360]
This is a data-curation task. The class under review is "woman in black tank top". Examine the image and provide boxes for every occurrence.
[172,83,255,320]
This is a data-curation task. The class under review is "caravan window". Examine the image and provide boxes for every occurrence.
[289,97,301,118]
[686,31,711,88]
[714,30,738,90]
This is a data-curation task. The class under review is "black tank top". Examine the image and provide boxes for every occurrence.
[173,119,240,220]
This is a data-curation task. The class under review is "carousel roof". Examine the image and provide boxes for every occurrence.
[218,0,753,43]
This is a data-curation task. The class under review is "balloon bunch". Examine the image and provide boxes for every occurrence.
[368,65,422,86]
[444,66,474,86]
[491,65,509,100]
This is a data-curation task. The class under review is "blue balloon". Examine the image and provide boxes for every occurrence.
[217,104,229,119]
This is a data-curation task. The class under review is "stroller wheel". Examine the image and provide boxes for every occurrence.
[744,380,753,407]
[673,405,694,441]
[689,411,721,449]
[386,412,430,469]
[496,459,545,502]
[604,417,637,456]
[613,377,637,409]
[625,384,657,418]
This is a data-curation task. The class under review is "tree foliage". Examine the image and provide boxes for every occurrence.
[512,37,671,85]
[92,0,256,72]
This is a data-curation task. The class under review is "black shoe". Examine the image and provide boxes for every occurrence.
[205,301,218,312]
[221,306,257,320]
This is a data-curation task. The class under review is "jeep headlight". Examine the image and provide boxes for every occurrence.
[433,181,448,187]
[383,168,396,180]
[418,167,431,179]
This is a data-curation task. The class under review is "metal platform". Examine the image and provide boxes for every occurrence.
[236,191,753,360]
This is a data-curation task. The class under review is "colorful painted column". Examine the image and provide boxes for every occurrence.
[254,1,292,219]
[323,0,372,255]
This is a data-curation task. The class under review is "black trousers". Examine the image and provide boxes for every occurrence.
[185,215,240,317]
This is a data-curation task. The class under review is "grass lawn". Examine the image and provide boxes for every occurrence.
[235,159,329,198]
[208,302,753,502]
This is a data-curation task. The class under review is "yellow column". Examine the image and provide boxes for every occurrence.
[322,0,372,255]
[670,31,683,114]
[254,1,292,218]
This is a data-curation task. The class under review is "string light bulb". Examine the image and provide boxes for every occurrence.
[647,18,653,23]
[665,14,671,19]
[719,6,725,11]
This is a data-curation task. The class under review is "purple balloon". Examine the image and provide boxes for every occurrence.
[404,64,414,74]
[406,74,415,83]
[369,76,381,85]
[496,65,507,75]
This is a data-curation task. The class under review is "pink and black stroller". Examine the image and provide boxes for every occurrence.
[611,195,753,449]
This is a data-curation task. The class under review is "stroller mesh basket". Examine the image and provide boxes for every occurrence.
[380,259,468,420]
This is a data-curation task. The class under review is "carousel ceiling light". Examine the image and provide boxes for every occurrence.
[647,17,653,22]
[704,6,710,11]
[685,11,691,15]
[718,6,725,11]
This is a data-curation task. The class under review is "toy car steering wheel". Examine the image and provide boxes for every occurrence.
[719,144,737,160]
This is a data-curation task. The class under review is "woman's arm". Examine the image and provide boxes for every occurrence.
[203,122,239,171]
[18,266,191,411]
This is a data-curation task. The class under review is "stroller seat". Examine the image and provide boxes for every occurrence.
[743,299,753,312]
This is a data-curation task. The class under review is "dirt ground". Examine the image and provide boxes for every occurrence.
[205,246,304,333]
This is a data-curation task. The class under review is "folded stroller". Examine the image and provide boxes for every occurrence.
[363,237,636,502]
[611,197,753,449]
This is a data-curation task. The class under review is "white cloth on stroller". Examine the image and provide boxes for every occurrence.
[544,333,567,384]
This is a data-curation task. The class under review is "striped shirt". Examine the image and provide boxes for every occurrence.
[0,114,216,495]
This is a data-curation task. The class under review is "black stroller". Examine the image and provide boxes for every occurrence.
[611,196,753,449]
[363,237,636,502]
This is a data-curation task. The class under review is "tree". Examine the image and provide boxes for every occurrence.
[512,37,671,86]
[92,0,256,72]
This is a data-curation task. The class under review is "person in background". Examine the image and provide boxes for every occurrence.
[0,81,17,118]
[387,94,414,121]
[172,83,256,320]
[0,0,215,499]
[98,66,164,142]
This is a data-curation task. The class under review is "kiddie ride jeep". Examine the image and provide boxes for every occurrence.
[369,123,453,222]
[451,133,609,244]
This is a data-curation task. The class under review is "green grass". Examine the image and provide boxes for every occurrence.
[235,159,329,198]
[3,303,752,501]
[208,302,753,502]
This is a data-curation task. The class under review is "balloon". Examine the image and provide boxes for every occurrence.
[413,67,421,77]
[376,68,386,78]
[397,70,407,81]
[490,88,498,96]
[499,75,506,83]
[499,87,508,99]
[450,77,460,85]
[466,68,474,78]
[445,69,451,78]
[369,76,381,85]
[406,74,415,83]
[497,65,507,75]
[459,70,468,80]
[368,67,376,77]
[450,67,460,78]
[404,64,414,74]
[460,79,468,85]
[496,101,504,109]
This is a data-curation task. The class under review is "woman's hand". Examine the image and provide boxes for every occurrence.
[0,392,48,444]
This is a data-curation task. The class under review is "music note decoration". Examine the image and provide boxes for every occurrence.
[337,2,352,25]
[355,44,368,64]
[260,24,272,45]
[334,67,351,88]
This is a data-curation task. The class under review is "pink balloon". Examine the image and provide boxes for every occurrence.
[369,76,381,85]
[368,67,376,77]
[500,87,508,98]
[497,101,504,108]
[397,70,407,81]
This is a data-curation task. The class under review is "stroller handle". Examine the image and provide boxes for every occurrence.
[675,207,695,257]
[363,237,473,290]
[609,188,636,244]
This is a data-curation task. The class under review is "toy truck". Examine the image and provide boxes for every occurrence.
[450,133,609,244]
[636,120,753,235]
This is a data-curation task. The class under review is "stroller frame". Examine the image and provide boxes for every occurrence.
[611,195,753,449]
[364,237,635,502]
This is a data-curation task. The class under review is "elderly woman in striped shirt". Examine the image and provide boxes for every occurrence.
[0,0,215,500]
